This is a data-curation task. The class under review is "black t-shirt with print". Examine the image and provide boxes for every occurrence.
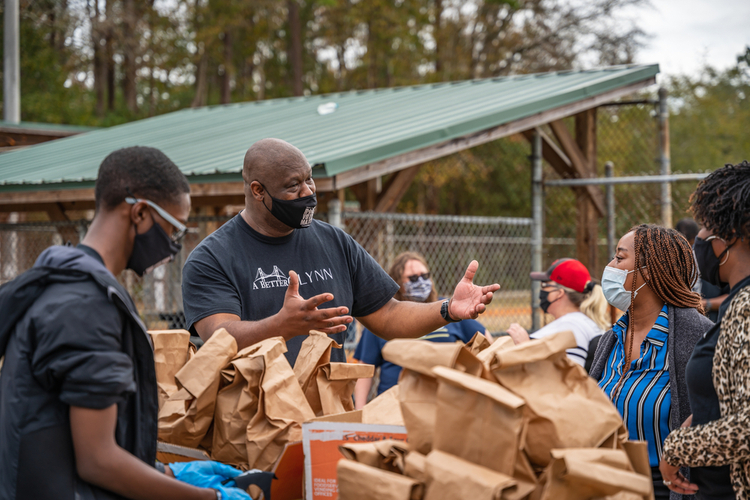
[182,215,399,366]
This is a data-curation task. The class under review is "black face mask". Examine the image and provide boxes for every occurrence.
[127,222,182,277]
[261,184,317,229]
[693,236,731,288]
[539,289,561,314]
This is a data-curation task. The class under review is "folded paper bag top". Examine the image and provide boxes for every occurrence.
[306,362,375,416]
[337,459,424,500]
[424,450,518,500]
[293,331,340,392]
[338,439,410,473]
[382,339,484,376]
[476,336,515,365]
[465,331,491,356]
[541,448,653,500]
[149,329,192,404]
[491,329,577,369]
[431,365,524,409]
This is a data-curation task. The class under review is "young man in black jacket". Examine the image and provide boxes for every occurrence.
[0,147,249,500]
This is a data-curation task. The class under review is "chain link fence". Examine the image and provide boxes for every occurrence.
[342,212,533,333]
[542,101,706,277]
[0,212,533,334]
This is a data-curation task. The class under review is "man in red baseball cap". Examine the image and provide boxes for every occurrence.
[509,258,611,371]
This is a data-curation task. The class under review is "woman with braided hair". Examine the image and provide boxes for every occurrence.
[590,224,712,500]
[660,160,750,500]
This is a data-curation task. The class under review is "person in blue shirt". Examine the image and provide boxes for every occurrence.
[352,251,491,408]
[589,224,712,500]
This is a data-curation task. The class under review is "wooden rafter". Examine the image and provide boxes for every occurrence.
[374,164,422,213]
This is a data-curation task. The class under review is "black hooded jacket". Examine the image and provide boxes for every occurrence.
[0,245,158,500]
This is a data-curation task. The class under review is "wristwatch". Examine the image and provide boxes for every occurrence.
[441,299,460,322]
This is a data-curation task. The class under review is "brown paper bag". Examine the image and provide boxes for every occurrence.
[383,340,484,377]
[466,331,492,356]
[432,366,526,477]
[158,328,237,448]
[362,385,405,426]
[337,459,424,500]
[149,329,193,407]
[383,340,484,454]
[212,337,316,470]
[404,451,427,482]
[244,338,316,470]
[539,448,652,500]
[211,351,262,465]
[476,336,515,365]
[424,450,518,500]
[293,330,340,393]
[490,330,623,466]
[622,441,655,500]
[339,439,410,473]
[305,362,374,416]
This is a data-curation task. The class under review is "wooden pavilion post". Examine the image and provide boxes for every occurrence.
[574,109,599,273]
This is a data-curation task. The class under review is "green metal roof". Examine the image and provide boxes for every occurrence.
[0,64,658,192]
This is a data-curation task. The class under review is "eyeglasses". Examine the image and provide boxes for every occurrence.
[125,197,188,243]
[406,272,430,282]
[541,281,562,290]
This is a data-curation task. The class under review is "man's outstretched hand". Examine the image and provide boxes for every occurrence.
[448,260,500,320]
[277,270,353,338]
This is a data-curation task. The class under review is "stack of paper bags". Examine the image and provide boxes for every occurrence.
[340,330,657,500]
[152,329,378,472]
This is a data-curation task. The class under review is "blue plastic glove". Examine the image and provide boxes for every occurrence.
[169,461,252,499]
[214,483,254,500]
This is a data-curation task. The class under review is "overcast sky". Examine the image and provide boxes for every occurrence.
[625,0,750,79]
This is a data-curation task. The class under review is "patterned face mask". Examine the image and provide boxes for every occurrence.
[403,277,433,302]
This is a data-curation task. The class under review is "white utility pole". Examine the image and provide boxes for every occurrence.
[4,0,21,123]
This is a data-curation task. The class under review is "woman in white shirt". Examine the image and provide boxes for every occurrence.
[507,258,610,370]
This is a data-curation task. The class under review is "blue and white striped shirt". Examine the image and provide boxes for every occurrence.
[598,304,671,467]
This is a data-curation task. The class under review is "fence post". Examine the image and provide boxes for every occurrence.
[531,129,543,331]
[658,87,672,227]
[327,197,343,229]
[605,162,615,260]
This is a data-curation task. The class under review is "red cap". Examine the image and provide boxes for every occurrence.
[530,258,592,293]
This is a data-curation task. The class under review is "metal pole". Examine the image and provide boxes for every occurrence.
[544,172,708,187]
[658,87,672,227]
[531,129,543,331]
[3,0,21,123]
[605,162,615,261]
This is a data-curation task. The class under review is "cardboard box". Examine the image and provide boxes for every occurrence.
[156,441,211,463]
[302,421,408,500]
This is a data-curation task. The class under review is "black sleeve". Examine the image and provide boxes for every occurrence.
[30,286,136,409]
[182,248,242,330]
[342,231,400,318]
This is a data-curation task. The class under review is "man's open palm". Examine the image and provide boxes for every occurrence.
[449,260,500,320]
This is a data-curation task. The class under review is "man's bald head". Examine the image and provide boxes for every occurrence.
[243,138,309,184]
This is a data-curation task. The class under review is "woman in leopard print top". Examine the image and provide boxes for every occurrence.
[660,161,750,500]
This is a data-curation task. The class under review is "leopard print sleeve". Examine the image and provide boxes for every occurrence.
[662,287,750,468]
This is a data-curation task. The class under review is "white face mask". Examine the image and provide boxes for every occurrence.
[601,266,647,311]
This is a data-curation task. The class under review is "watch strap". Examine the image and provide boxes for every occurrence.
[441,299,460,322]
